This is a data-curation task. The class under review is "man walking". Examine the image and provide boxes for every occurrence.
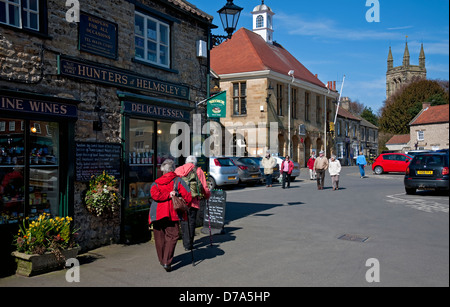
[262,151,276,187]
[356,151,367,178]
[313,151,328,190]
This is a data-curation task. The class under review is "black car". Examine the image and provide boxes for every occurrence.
[404,152,449,194]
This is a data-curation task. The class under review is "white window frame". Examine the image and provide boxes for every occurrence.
[417,130,424,141]
[134,11,170,68]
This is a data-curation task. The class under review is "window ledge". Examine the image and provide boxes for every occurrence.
[132,58,178,74]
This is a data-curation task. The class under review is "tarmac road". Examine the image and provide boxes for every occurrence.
[0,166,448,287]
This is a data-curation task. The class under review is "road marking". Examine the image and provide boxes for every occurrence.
[386,193,449,214]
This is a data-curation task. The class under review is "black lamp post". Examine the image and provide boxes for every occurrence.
[212,0,243,46]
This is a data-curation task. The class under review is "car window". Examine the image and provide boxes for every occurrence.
[413,155,445,167]
[216,158,235,166]
[383,154,394,160]
[239,158,259,166]
[395,155,407,162]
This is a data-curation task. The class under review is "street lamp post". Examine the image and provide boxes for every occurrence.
[212,0,243,46]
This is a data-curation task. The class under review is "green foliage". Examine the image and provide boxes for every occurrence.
[84,171,121,217]
[379,79,449,134]
[360,107,379,126]
[14,213,77,255]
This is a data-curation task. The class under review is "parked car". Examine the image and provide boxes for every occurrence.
[404,152,449,194]
[229,157,262,185]
[207,157,239,190]
[405,150,432,157]
[246,157,280,184]
[372,153,413,175]
[273,156,301,181]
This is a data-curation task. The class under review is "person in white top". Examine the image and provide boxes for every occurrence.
[328,155,342,191]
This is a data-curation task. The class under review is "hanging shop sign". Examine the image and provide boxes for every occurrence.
[58,55,190,100]
[0,94,78,119]
[207,91,226,118]
[78,12,118,60]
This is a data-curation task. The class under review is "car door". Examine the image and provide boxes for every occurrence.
[392,154,408,172]
[382,154,395,172]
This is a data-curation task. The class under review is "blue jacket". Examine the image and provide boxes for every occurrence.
[356,154,367,166]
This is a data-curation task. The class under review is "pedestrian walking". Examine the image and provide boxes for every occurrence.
[281,155,294,189]
[328,155,342,191]
[262,151,277,187]
[356,152,367,178]
[149,160,192,272]
[307,152,316,180]
[313,151,328,190]
[175,156,211,251]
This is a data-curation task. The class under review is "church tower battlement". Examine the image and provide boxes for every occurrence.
[386,40,427,99]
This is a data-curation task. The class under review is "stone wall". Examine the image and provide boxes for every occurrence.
[1,0,211,251]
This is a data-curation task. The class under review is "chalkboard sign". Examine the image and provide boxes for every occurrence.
[202,190,226,235]
[75,142,122,182]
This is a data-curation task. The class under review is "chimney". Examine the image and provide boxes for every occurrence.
[422,102,431,110]
[333,81,336,91]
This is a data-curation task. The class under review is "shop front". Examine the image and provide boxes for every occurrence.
[0,89,79,276]
[118,91,193,243]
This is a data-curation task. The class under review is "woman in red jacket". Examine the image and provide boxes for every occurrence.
[281,156,294,189]
[149,159,192,272]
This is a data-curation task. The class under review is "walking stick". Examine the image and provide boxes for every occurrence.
[207,198,213,247]
[185,209,195,266]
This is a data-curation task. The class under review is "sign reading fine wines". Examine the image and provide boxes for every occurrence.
[58,55,190,100]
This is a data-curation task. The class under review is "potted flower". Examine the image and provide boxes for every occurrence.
[84,171,121,218]
[12,213,80,277]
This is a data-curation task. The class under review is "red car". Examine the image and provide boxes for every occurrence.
[372,153,413,175]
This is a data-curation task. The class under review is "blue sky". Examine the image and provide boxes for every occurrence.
[192,0,449,113]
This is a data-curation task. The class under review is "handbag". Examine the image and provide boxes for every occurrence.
[172,178,188,213]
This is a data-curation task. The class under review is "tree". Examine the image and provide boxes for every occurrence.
[379,79,449,134]
[360,107,379,126]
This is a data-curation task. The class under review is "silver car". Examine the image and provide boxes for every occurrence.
[207,157,239,190]
[229,157,262,185]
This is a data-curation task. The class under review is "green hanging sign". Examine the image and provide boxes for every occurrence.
[207,91,227,118]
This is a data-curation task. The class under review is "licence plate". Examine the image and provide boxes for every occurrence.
[417,170,433,175]
[251,175,259,178]
[228,176,236,180]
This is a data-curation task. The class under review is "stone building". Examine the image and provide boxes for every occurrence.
[210,1,339,167]
[408,103,449,151]
[386,41,427,98]
[0,0,212,274]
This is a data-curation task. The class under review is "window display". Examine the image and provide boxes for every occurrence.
[0,118,60,225]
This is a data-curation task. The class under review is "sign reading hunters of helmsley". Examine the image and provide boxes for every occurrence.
[57,55,190,100]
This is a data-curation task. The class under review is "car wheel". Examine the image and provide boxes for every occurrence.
[208,177,216,191]
[374,166,383,175]
[405,187,416,195]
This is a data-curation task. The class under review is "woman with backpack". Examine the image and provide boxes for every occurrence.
[175,156,211,251]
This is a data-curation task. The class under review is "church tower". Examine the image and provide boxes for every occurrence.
[252,1,275,44]
[386,40,427,99]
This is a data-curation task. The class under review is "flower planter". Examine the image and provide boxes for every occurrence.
[11,247,80,277]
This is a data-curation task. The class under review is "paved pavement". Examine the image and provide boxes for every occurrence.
[0,166,448,288]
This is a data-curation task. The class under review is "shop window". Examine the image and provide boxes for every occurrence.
[134,11,170,68]
[0,118,60,224]
[0,0,47,34]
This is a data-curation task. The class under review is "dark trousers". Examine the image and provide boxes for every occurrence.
[282,172,291,188]
[265,174,273,186]
[181,207,198,250]
[316,169,326,188]
[152,218,179,266]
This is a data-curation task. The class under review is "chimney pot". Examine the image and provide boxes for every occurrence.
[422,102,431,110]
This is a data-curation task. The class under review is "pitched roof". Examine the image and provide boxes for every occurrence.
[410,104,449,126]
[337,107,361,121]
[386,134,410,145]
[211,28,326,89]
[167,0,213,22]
